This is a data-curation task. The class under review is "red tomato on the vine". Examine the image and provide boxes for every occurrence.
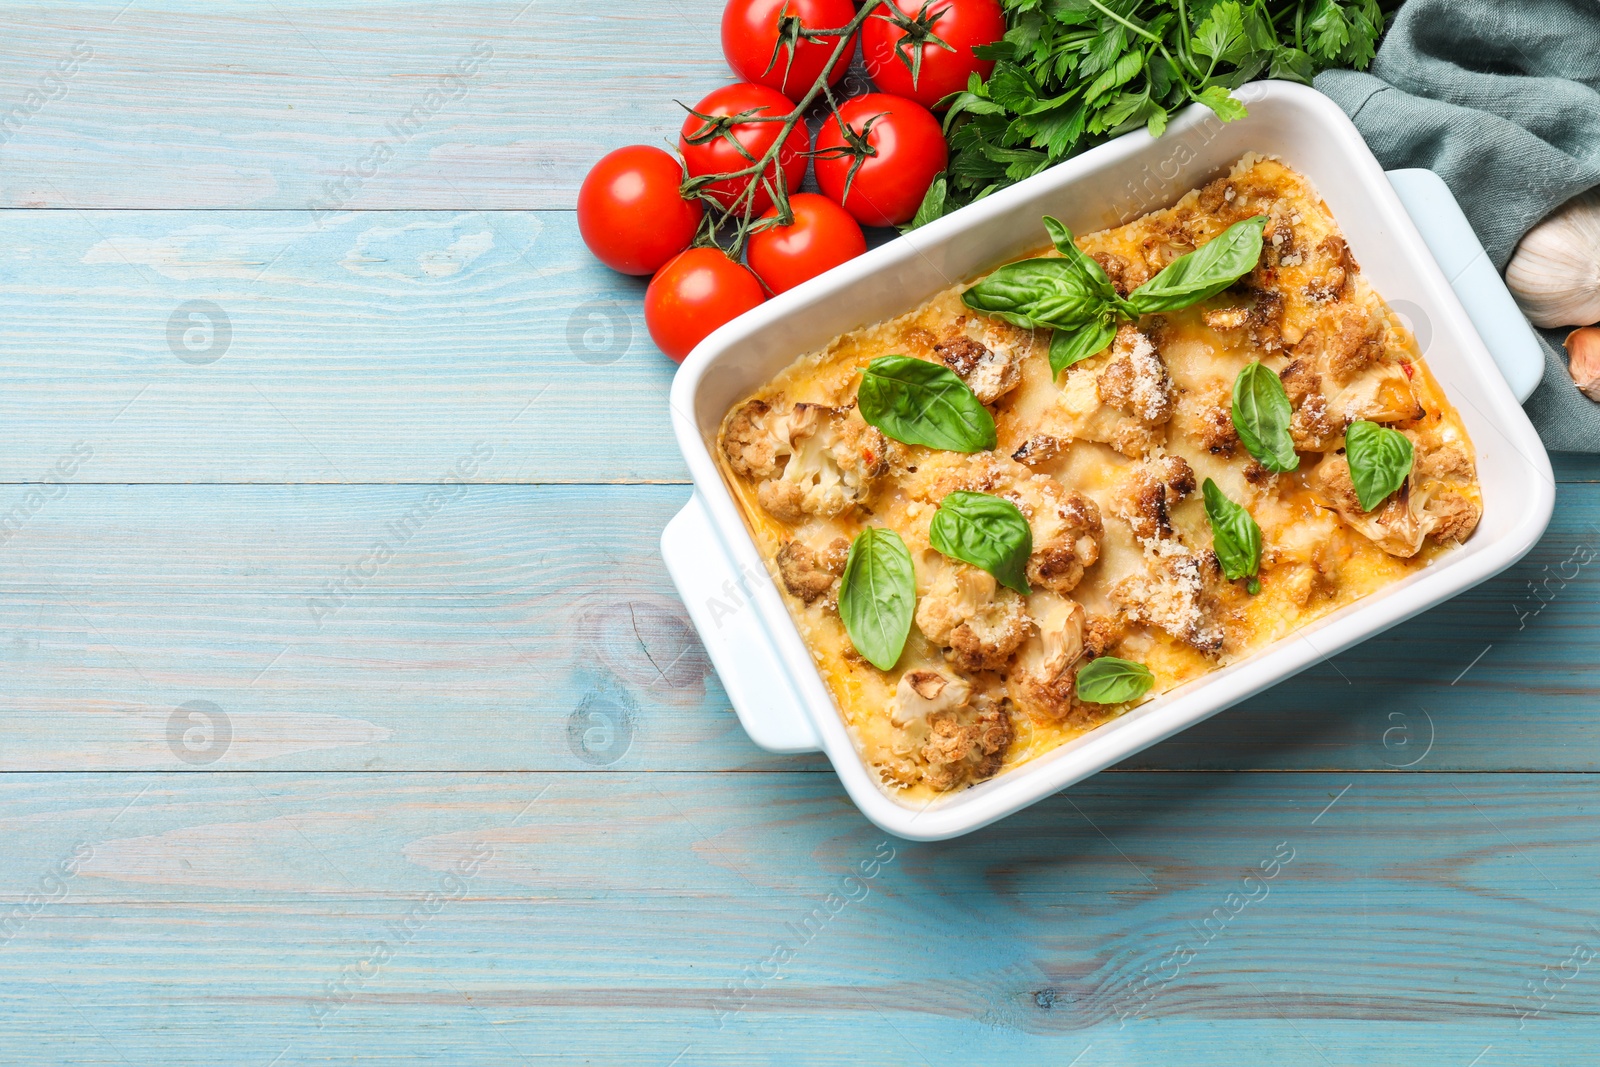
[747,193,867,295]
[813,93,948,228]
[577,145,704,276]
[645,247,767,362]
[721,0,858,102]
[862,0,1006,110]
[679,83,811,217]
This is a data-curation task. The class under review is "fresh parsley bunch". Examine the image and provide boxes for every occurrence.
[913,0,1395,225]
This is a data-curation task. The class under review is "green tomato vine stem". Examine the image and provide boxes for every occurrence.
[679,0,893,260]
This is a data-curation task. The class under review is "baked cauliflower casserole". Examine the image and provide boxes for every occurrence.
[716,155,1481,803]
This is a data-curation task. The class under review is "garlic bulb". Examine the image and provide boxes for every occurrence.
[1506,188,1600,328]
[1567,327,1600,402]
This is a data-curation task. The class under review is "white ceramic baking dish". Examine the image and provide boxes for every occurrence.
[662,80,1554,841]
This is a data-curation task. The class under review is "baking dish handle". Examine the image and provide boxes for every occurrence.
[1386,168,1544,403]
[661,492,823,754]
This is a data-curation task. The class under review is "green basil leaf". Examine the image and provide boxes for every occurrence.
[1202,478,1263,590]
[1050,315,1118,375]
[1075,656,1155,705]
[929,491,1033,594]
[1344,419,1414,511]
[1231,361,1298,473]
[839,527,916,672]
[961,258,1109,331]
[1128,215,1267,314]
[1041,216,1119,302]
[858,355,998,453]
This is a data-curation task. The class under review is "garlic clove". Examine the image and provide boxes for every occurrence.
[1565,327,1600,402]
[1507,189,1600,329]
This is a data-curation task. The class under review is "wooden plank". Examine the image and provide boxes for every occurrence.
[1553,452,1600,481]
[0,771,1595,1063]
[0,0,729,209]
[0,483,808,772]
[0,209,686,483]
[0,480,1594,772]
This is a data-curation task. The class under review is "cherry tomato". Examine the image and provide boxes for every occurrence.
[679,83,811,216]
[721,0,858,102]
[577,145,703,276]
[813,93,948,227]
[645,247,767,362]
[746,193,868,295]
[862,0,1006,110]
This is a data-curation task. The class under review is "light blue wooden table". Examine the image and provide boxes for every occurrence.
[2,2,1597,1063]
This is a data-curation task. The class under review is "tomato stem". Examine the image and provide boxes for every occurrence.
[684,0,892,259]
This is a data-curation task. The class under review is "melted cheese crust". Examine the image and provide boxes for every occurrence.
[716,155,1481,804]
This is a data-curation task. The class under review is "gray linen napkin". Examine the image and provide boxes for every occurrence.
[1314,0,1600,451]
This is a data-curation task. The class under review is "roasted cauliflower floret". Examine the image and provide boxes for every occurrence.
[1008,594,1086,723]
[1021,482,1104,595]
[1031,325,1173,459]
[1180,398,1240,457]
[1312,455,1426,557]
[1098,325,1174,427]
[947,602,1030,673]
[1280,357,1319,404]
[915,564,992,645]
[1427,491,1482,544]
[877,673,1014,792]
[775,537,849,605]
[1109,541,1225,655]
[1071,324,1177,457]
[1280,354,1418,449]
[889,667,972,727]
[1278,358,1344,451]
[1083,613,1124,658]
[1323,307,1385,385]
[1204,286,1284,352]
[915,563,1029,673]
[1112,455,1196,543]
[752,404,889,522]
[721,398,788,480]
[922,701,1013,791]
[722,399,890,522]
[1011,433,1067,468]
[1091,250,1141,294]
[1415,440,1475,481]
[1313,444,1482,558]
[1203,306,1249,330]
[1288,390,1341,452]
[898,450,1104,597]
[1283,311,1421,431]
[1305,234,1355,304]
[935,329,1025,404]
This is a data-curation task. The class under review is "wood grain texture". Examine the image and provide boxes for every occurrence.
[0,209,685,483]
[0,479,1592,772]
[0,484,786,771]
[1,772,1597,1064]
[0,0,729,210]
[1,1,1597,1060]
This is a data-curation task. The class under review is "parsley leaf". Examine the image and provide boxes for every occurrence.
[930,1,1394,221]
[1192,2,1252,67]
